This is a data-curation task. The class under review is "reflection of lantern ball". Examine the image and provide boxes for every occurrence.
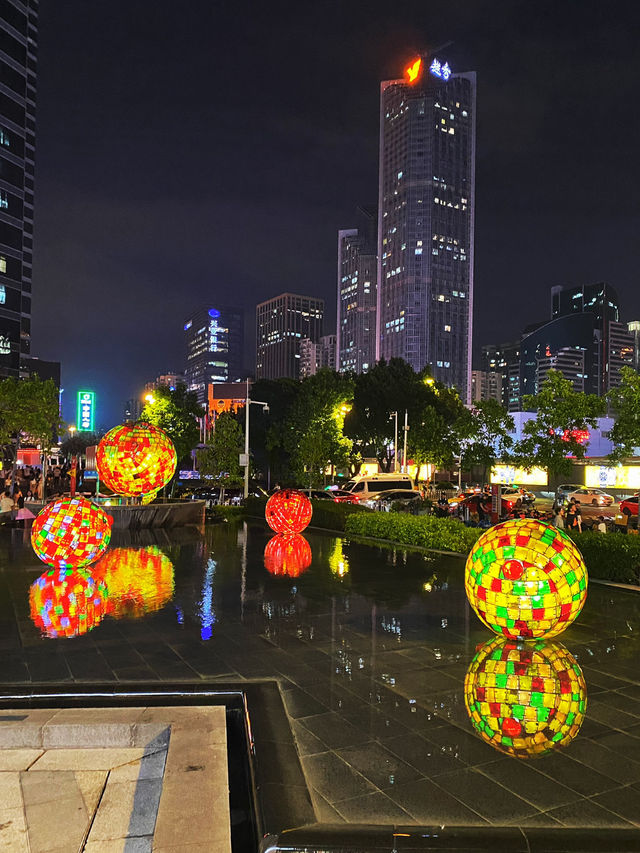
[265,489,313,534]
[264,534,312,577]
[464,637,586,759]
[96,422,177,496]
[465,519,587,639]
[93,546,174,618]
[31,497,112,569]
[30,567,109,639]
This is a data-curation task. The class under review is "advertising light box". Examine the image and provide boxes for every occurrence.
[491,465,548,486]
[585,465,640,490]
[76,390,95,432]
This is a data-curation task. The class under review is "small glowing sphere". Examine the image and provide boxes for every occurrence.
[30,567,109,639]
[464,636,587,759]
[93,546,174,619]
[465,519,587,639]
[31,497,113,569]
[265,489,313,534]
[264,534,312,577]
[96,422,177,496]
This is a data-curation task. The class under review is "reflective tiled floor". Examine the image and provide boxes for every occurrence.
[1,521,640,830]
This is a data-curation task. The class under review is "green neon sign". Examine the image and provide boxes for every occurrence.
[77,390,95,431]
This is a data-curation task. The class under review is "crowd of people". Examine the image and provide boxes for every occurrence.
[0,462,82,525]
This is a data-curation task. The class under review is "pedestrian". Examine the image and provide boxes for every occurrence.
[596,516,607,534]
[574,501,583,533]
[566,502,577,530]
[0,489,13,523]
[553,507,565,529]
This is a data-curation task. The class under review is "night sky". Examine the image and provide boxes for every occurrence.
[31,0,640,427]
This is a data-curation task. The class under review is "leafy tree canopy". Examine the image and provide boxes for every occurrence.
[607,366,640,462]
[140,383,203,464]
[461,399,515,483]
[507,369,605,478]
[196,411,244,487]
[0,376,61,454]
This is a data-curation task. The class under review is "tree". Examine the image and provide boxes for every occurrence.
[461,399,515,485]
[285,370,354,487]
[60,431,102,458]
[0,376,61,491]
[607,366,640,462]
[249,378,300,485]
[196,411,244,501]
[140,383,203,465]
[507,370,606,480]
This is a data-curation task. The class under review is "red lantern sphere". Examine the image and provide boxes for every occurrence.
[96,422,177,497]
[264,534,312,577]
[31,496,113,569]
[265,489,312,534]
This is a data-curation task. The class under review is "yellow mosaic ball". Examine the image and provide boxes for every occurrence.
[96,422,177,497]
[464,636,587,759]
[465,518,587,639]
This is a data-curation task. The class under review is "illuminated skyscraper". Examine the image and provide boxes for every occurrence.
[256,293,324,380]
[184,306,244,405]
[337,206,377,373]
[377,55,476,401]
[0,0,37,378]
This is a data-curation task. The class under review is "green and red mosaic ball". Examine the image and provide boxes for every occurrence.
[96,422,177,497]
[465,518,587,639]
[265,489,313,534]
[464,636,587,759]
[31,497,113,569]
[29,566,109,639]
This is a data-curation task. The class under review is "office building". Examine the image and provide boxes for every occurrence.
[481,342,520,410]
[0,0,38,378]
[24,355,59,386]
[470,370,503,403]
[184,306,244,405]
[337,206,377,373]
[145,372,185,392]
[300,334,337,378]
[124,398,143,422]
[377,55,476,401]
[535,347,586,393]
[256,293,324,380]
[608,321,635,388]
[207,380,250,417]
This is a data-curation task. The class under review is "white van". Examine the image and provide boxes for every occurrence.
[343,473,416,501]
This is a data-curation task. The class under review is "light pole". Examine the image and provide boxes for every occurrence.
[402,409,409,473]
[243,379,269,499]
[390,411,398,472]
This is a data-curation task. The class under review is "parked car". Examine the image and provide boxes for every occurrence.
[331,489,361,504]
[365,489,422,511]
[308,489,335,501]
[620,494,639,517]
[563,487,614,507]
[555,484,584,500]
[343,473,415,502]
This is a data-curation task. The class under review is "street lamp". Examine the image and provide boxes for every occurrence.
[243,379,269,499]
[144,393,155,404]
[68,425,76,437]
[389,411,398,472]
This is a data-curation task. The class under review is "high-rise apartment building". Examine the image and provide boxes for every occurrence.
[337,206,377,373]
[300,334,337,378]
[629,320,640,373]
[184,306,244,405]
[470,370,503,404]
[145,372,185,392]
[377,55,476,401]
[256,293,324,380]
[0,0,37,378]
[481,341,520,410]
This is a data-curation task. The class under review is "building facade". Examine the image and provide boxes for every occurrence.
[377,56,476,401]
[629,320,640,373]
[184,306,244,405]
[470,369,503,403]
[300,334,337,378]
[0,0,37,378]
[256,292,324,380]
[337,206,377,373]
[481,341,520,411]
[144,371,185,392]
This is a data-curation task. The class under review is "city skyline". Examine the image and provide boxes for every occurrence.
[19,0,640,424]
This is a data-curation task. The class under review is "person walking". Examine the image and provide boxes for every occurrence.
[553,506,565,529]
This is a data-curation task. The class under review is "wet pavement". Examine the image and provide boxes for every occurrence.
[1,521,640,831]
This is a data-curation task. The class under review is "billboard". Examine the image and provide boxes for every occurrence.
[491,465,548,486]
[77,390,95,432]
[585,465,640,490]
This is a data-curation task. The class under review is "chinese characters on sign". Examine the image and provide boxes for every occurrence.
[77,390,95,432]
[429,58,452,80]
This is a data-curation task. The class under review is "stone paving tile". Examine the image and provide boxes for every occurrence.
[0,770,24,808]
[336,740,423,790]
[546,798,634,827]
[474,758,581,811]
[526,751,622,798]
[384,731,467,777]
[298,711,371,750]
[300,751,377,803]
[0,805,29,852]
[290,719,326,756]
[333,789,414,822]
[386,777,489,825]
[86,778,163,841]
[591,785,640,826]
[22,771,89,852]
[590,729,640,762]
[0,748,42,770]
[31,747,144,771]
[562,738,640,784]
[433,767,541,823]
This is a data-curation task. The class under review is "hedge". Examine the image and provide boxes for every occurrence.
[344,512,483,554]
[567,532,640,585]
[243,496,370,532]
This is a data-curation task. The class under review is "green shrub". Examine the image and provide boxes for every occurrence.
[208,505,245,521]
[567,532,640,584]
[243,496,370,532]
[344,512,482,554]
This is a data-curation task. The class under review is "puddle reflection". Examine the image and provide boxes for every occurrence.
[93,546,175,619]
[264,534,312,577]
[30,567,109,639]
[464,636,587,759]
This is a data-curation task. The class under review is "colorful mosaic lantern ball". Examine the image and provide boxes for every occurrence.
[93,546,174,619]
[464,636,587,759]
[29,566,109,639]
[265,489,313,534]
[96,422,177,497]
[465,518,587,640]
[31,497,113,569]
[264,534,312,577]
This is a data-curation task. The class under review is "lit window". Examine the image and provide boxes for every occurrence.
[0,285,5,304]
[0,256,6,274]
[444,325,451,332]
[0,335,10,354]
[437,360,443,367]
[415,248,423,255]
[438,295,445,302]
